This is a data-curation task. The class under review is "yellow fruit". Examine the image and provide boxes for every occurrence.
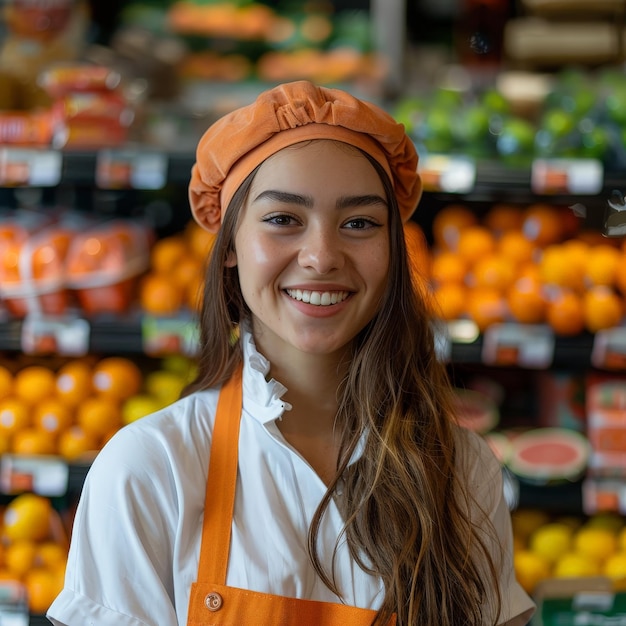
[121,394,164,425]
[3,494,52,542]
[586,512,624,533]
[92,357,142,402]
[585,244,622,288]
[583,286,623,333]
[603,551,626,581]
[574,526,617,563]
[619,527,626,551]
[514,550,550,594]
[35,541,67,570]
[13,365,56,406]
[144,370,187,405]
[529,522,573,564]
[553,552,601,578]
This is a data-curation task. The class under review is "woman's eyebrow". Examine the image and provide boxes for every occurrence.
[253,190,387,209]
[253,190,313,207]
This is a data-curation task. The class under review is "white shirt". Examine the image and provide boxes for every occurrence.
[47,329,535,626]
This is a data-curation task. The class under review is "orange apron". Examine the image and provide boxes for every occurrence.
[186,366,396,626]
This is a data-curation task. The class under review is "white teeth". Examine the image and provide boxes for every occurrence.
[286,289,349,306]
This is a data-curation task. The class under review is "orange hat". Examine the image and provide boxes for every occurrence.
[189,81,422,232]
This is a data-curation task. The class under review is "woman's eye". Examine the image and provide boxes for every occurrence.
[344,217,379,230]
[263,213,298,226]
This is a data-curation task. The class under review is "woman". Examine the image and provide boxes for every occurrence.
[47,81,535,626]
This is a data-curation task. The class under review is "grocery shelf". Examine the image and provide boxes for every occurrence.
[1,148,625,203]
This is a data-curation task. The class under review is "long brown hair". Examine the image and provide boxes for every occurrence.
[184,144,503,626]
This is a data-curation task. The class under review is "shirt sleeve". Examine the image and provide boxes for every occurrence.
[46,421,186,626]
[457,428,536,626]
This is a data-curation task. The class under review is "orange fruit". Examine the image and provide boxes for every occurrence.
[484,203,525,235]
[92,357,142,401]
[514,550,550,594]
[471,253,516,292]
[498,230,537,267]
[522,204,566,247]
[57,426,100,462]
[507,276,547,324]
[76,396,122,439]
[466,287,507,332]
[430,283,467,321]
[539,244,585,292]
[32,398,73,437]
[432,204,478,251]
[139,272,185,316]
[185,220,217,260]
[583,286,623,333]
[3,494,52,542]
[4,539,38,578]
[546,289,585,336]
[0,366,13,400]
[12,428,56,455]
[24,566,64,614]
[615,253,626,296]
[35,541,67,570]
[585,244,622,288]
[186,273,205,312]
[456,226,496,267]
[430,251,468,286]
[54,360,93,407]
[149,235,188,274]
[13,365,56,406]
[0,396,31,435]
[172,254,204,291]
[404,220,431,282]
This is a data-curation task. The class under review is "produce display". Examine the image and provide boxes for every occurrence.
[412,202,626,334]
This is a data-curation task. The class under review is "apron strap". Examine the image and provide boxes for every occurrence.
[196,364,243,584]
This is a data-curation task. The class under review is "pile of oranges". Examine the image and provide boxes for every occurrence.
[139,220,216,317]
[0,356,144,461]
[512,509,626,595]
[0,492,68,614]
[416,202,626,335]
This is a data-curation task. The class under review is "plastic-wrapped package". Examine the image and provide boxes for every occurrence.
[65,220,154,316]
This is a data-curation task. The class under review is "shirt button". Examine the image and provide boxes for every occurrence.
[205,592,223,612]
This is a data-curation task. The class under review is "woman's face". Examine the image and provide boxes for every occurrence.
[231,140,390,361]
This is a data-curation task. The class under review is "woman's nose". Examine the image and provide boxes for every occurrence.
[298,228,345,274]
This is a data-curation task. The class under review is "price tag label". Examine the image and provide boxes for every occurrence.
[482,323,555,368]
[96,149,168,189]
[0,454,69,496]
[0,581,28,626]
[21,314,90,356]
[142,315,199,357]
[0,148,62,187]
[591,327,626,370]
[531,158,603,195]
[419,155,476,193]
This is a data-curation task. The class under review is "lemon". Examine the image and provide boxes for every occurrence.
[554,552,600,578]
[514,550,550,594]
[619,527,626,552]
[585,512,624,533]
[3,493,52,542]
[603,551,626,581]
[574,527,617,563]
[529,522,573,564]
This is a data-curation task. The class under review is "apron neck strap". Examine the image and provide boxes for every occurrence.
[196,364,243,584]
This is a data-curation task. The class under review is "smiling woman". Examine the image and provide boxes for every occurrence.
[47,81,535,626]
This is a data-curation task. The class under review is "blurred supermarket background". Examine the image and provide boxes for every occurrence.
[1,1,626,623]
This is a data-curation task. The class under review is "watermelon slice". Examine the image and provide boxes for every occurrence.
[452,388,499,434]
[507,427,590,485]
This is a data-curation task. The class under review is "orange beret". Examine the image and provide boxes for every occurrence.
[189,80,422,232]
